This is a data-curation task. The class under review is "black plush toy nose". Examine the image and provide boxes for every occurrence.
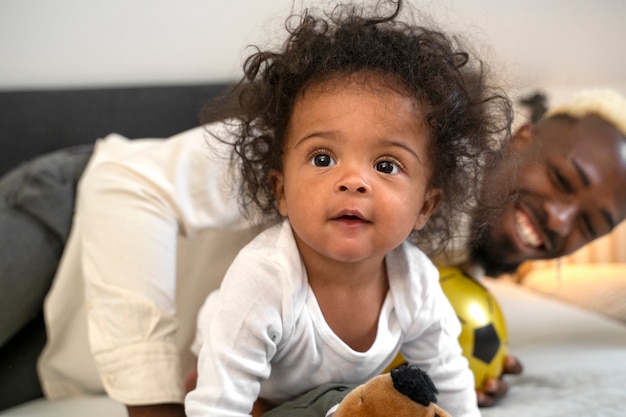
[390,364,439,407]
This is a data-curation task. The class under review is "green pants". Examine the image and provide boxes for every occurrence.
[264,384,356,417]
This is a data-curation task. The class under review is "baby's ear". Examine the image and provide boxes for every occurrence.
[270,169,288,216]
[413,188,442,231]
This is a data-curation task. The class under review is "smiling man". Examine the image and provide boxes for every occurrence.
[466,89,626,278]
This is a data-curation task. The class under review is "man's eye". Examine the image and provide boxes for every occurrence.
[552,168,573,193]
[580,214,598,239]
[375,160,399,174]
[311,154,335,167]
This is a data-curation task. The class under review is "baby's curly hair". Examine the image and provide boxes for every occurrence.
[204,0,512,251]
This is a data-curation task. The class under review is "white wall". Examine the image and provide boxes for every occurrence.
[0,0,292,88]
[1,0,625,102]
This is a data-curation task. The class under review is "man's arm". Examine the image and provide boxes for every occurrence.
[79,127,248,408]
[127,404,186,417]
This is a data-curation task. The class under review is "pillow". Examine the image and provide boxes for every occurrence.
[519,263,626,324]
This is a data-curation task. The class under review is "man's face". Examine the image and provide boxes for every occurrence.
[470,115,626,276]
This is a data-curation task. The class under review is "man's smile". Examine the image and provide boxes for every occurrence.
[514,209,543,249]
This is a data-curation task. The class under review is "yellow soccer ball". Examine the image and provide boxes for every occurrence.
[439,267,508,390]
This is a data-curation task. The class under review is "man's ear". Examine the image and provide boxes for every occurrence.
[271,169,288,216]
[413,188,442,231]
[509,123,534,153]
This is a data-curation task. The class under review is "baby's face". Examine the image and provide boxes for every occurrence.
[272,72,440,265]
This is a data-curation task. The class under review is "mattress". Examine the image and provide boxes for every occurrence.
[2,278,625,417]
[480,278,626,417]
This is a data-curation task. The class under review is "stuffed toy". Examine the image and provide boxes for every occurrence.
[330,364,451,417]
[263,364,450,417]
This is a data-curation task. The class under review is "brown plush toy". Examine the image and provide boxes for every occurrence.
[333,364,452,417]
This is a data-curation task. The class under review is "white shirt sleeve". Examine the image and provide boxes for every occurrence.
[79,124,250,404]
[185,237,290,417]
[399,259,479,417]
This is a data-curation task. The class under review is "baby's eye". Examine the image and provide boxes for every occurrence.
[375,160,400,174]
[311,153,335,167]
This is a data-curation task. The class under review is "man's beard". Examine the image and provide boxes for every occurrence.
[468,205,522,277]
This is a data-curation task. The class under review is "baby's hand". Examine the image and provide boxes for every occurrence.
[476,355,523,407]
[252,399,274,417]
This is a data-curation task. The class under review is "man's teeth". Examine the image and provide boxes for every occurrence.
[514,210,542,248]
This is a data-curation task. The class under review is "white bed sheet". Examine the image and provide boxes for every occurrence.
[2,279,625,417]
[481,278,626,417]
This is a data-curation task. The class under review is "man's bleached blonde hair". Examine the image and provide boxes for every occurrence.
[546,88,626,137]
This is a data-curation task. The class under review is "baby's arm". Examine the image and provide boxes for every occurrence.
[185,249,285,416]
[400,285,480,417]
[184,363,273,417]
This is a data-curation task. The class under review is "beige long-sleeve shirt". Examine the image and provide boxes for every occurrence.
[39,125,259,404]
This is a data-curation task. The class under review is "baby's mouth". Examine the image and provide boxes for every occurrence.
[332,210,370,224]
[338,215,363,221]
[514,209,543,248]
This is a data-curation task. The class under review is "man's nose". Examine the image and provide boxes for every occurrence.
[544,199,577,236]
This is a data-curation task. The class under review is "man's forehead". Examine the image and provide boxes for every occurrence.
[534,115,626,150]
[534,115,626,221]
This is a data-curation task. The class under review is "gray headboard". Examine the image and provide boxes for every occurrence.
[0,83,231,176]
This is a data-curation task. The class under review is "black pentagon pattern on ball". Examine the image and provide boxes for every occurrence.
[472,323,501,363]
